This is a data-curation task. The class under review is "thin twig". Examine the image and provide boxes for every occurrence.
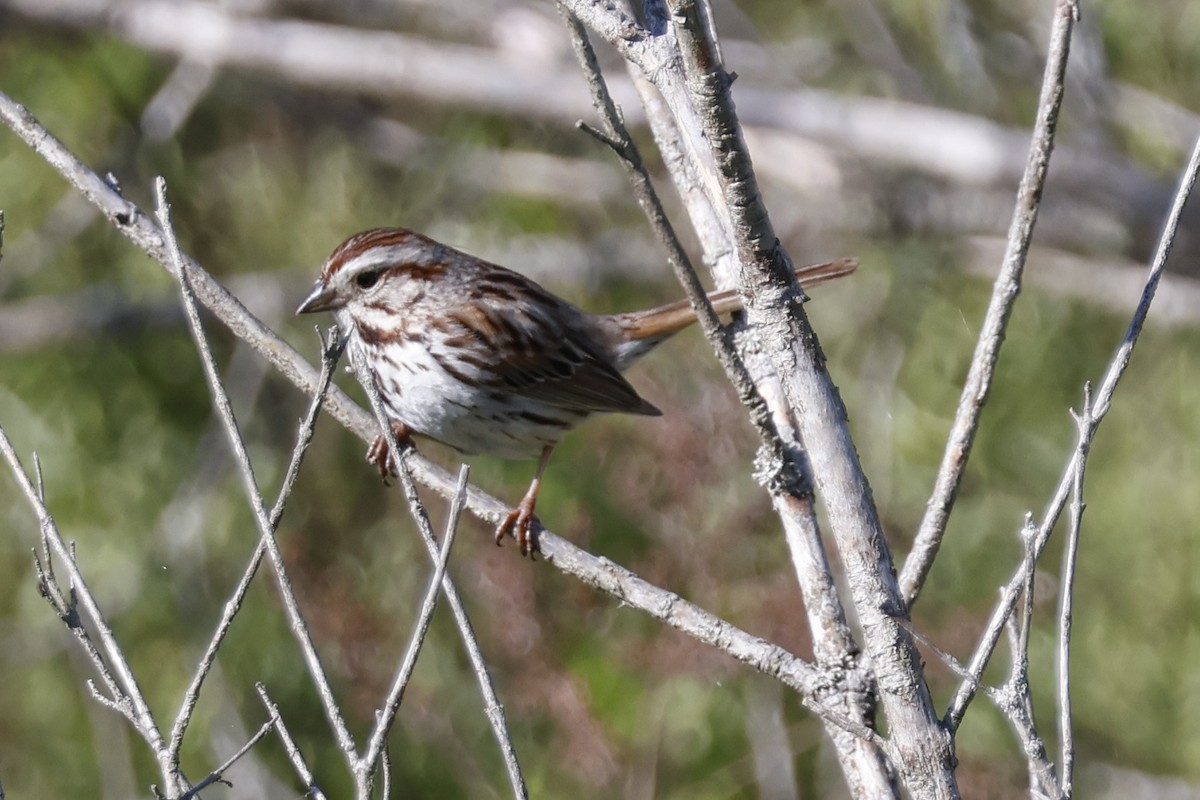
[31,452,43,499]
[179,717,276,800]
[898,600,1064,797]
[153,179,358,766]
[899,608,1064,785]
[946,125,1200,729]
[569,0,893,773]
[167,326,343,758]
[33,531,69,617]
[86,679,136,720]
[0,428,177,785]
[1057,384,1092,798]
[349,351,530,799]
[914,623,1063,796]
[347,353,440,545]
[1006,525,1063,800]
[560,5,726,371]
[361,464,470,772]
[59,611,134,726]
[901,0,1081,606]
[995,684,1062,800]
[356,346,886,761]
[256,683,328,800]
[1017,523,1037,669]
[380,740,392,800]
[946,514,1035,731]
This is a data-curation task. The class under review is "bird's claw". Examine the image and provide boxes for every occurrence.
[495,497,541,558]
[366,422,413,483]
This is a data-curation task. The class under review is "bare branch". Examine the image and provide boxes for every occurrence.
[361,464,470,771]
[32,537,69,618]
[900,602,1066,799]
[0,46,915,800]
[179,717,275,800]
[1057,384,1093,797]
[380,741,392,800]
[560,5,800,491]
[39,579,134,728]
[994,686,1062,800]
[348,351,530,800]
[255,683,328,800]
[946,516,1033,730]
[556,0,652,62]
[86,679,138,725]
[945,125,1200,729]
[627,1,954,793]
[153,179,358,766]
[1016,524,1037,671]
[545,539,885,747]
[167,327,344,758]
[1001,526,1063,800]
[0,428,181,792]
[559,7,892,790]
[902,0,1080,606]
[458,607,529,800]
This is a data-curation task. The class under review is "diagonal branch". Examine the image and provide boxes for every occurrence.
[155,179,359,765]
[178,717,275,800]
[349,355,529,800]
[559,7,893,792]
[166,327,344,760]
[946,125,1200,728]
[256,683,328,800]
[32,537,132,727]
[618,1,955,794]
[900,0,1080,606]
[361,465,470,775]
[0,426,183,794]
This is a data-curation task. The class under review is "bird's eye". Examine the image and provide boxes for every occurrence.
[355,269,382,290]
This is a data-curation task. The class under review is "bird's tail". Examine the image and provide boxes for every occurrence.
[612,257,858,348]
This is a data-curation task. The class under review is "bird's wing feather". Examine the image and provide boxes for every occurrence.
[428,294,660,417]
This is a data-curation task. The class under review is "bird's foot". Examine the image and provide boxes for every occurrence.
[366,421,413,483]
[495,493,542,558]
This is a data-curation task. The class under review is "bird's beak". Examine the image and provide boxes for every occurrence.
[296,280,343,314]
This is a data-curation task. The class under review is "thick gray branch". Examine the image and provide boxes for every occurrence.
[603,0,957,795]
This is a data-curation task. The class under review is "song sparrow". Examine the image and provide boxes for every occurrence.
[297,228,855,555]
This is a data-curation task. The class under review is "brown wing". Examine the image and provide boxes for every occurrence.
[427,287,661,417]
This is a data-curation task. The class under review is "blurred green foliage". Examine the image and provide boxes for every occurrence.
[1,1,1199,797]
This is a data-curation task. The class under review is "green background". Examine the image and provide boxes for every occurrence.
[1,1,1198,797]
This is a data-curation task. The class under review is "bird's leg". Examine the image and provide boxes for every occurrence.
[366,420,414,482]
[496,445,554,557]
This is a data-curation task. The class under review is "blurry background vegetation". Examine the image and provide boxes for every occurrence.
[1,0,1199,797]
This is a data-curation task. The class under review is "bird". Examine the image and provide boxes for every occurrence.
[298,227,855,555]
